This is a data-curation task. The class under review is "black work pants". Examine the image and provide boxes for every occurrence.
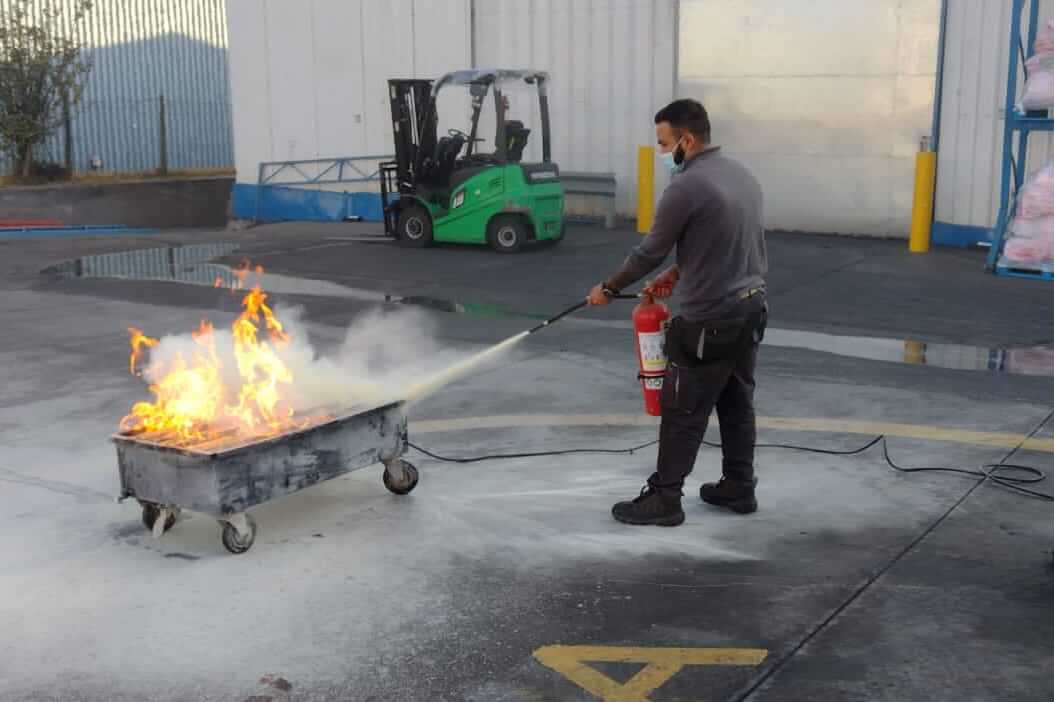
[647,295,767,497]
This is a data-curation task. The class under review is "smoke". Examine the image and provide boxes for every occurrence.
[136,303,518,419]
[276,304,478,412]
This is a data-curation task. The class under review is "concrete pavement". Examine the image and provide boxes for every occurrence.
[1,223,1053,701]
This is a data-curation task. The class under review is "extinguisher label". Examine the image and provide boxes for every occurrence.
[642,376,663,390]
[638,331,667,373]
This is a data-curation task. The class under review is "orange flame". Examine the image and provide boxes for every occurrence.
[129,327,159,374]
[121,267,312,447]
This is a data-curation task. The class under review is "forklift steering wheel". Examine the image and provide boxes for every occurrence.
[449,129,484,144]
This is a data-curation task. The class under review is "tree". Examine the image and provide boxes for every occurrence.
[0,0,92,178]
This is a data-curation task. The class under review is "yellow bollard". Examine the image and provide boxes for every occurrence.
[904,339,926,365]
[909,136,936,253]
[637,145,655,235]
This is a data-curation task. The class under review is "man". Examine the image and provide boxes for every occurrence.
[587,98,768,527]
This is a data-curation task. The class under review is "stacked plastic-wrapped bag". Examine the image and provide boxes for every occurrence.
[1004,164,1054,266]
[1020,21,1054,110]
[1004,22,1054,267]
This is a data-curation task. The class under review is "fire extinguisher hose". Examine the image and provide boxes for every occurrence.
[525,293,640,335]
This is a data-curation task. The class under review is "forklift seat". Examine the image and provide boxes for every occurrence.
[431,133,466,185]
[505,120,531,163]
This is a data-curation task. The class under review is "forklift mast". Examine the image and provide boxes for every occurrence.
[465,83,488,157]
[387,79,437,191]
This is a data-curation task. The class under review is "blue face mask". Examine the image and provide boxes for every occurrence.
[659,140,685,174]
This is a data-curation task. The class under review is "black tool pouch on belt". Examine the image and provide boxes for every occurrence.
[697,319,750,363]
[671,317,748,365]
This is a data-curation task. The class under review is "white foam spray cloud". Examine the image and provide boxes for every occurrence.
[135,302,524,420]
[277,304,486,411]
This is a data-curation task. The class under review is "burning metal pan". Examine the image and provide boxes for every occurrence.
[113,401,416,554]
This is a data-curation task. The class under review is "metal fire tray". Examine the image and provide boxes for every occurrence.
[113,400,417,554]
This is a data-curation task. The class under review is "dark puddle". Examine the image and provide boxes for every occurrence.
[41,243,1054,377]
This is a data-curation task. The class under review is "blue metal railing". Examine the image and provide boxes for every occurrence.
[253,155,394,223]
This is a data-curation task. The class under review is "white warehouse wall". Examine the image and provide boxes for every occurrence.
[935,0,1054,232]
[229,0,1029,239]
[679,0,941,236]
[225,0,471,185]
[226,0,674,215]
[473,0,678,217]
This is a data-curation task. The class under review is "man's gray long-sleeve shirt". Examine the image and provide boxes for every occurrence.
[606,147,767,321]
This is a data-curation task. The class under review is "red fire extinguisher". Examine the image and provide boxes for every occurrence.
[632,293,671,416]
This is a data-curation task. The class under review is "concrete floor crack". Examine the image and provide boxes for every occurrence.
[0,467,113,503]
[766,253,872,298]
[730,405,1054,702]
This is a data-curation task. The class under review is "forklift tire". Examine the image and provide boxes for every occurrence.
[396,205,434,248]
[543,225,565,247]
[487,215,530,254]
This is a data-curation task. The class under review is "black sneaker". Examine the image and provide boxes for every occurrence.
[612,486,685,526]
[700,477,758,514]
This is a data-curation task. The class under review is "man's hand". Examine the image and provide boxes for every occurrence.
[643,266,680,299]
[587,284,612,306]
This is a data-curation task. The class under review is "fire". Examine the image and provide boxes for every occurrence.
[128,327,158,374]
[121,268,310,446]
[227,287,294,433]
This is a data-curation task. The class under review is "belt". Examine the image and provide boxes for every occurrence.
[738,286,765,300]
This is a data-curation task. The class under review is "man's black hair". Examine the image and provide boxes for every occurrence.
[654,99,711,142]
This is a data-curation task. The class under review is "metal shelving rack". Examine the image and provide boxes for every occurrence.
[989,0,1054,278]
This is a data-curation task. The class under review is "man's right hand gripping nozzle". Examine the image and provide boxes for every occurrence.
[644,267,679,299]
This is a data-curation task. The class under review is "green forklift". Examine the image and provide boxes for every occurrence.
[379,69,564,253]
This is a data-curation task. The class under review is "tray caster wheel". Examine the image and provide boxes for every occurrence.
[140,502,179,537]
[383,459,419,496]
[220,513,257,555]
